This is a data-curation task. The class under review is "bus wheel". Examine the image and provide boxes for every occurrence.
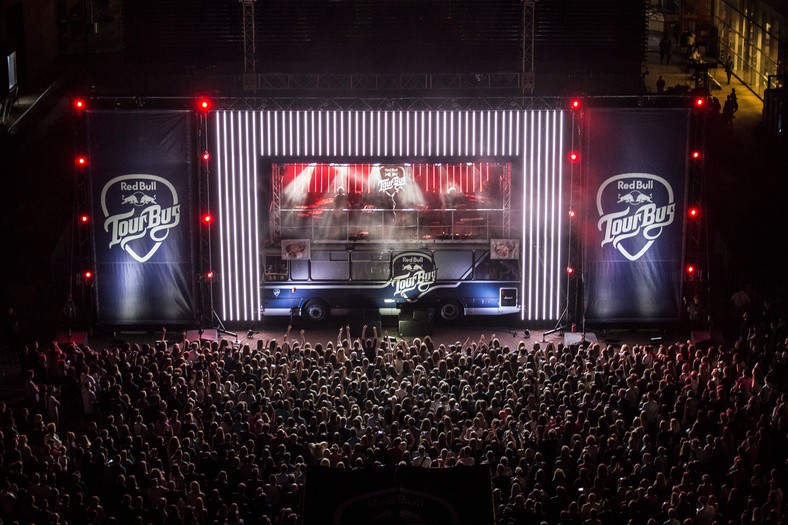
[437,301,463,323]
[303,300,329,323]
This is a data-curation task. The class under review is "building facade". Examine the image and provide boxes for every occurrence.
[711,0,786,98]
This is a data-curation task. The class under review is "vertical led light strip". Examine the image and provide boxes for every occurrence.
[375,111,381,157]
[383,111,388,157]
[216,113,228,317]
[339,111,345,156]
[246,112,258,320]
[471,111,476,157]
[353,111,359,157]
[405,112,410,156]
[494,111,499,156]
[419,112,424,157]
[519,113,526,320]
[361,111,366,157]
[442,111,447,157]
[463,111,469,156]
[427,111,432,157]
[547,111,555,319]
[527,111,535,321]
[398,111,403,157]
[486,110,491,156]
[332,111,337,157]
[237,113,248,321]
[555,111,565,320]
[252,113,262,320]
[310,111,315,157]
[449,112,454,156]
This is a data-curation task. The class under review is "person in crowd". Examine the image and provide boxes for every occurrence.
[0,312,785,525]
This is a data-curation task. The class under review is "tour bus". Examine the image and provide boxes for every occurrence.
[260,161,521,322]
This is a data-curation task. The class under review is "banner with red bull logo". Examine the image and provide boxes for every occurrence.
[88,110,195,324]
[583,109,689,322]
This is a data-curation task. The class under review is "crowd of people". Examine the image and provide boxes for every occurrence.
[0,314,786,525]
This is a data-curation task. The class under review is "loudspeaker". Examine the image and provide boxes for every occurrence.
[56,331,88,346]
[691,330,724,349]
[348,310,382,335]
[563,332,597,347]
[398,309,434,338]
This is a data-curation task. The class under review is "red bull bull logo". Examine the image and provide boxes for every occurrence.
[101,174,181,263]
[597,173,676,261]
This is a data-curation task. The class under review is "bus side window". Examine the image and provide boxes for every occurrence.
[499,260,519,280]
[265,256,288,281]
[475,258,498,280]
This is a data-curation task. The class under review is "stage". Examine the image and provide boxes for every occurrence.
[90,317,686,352]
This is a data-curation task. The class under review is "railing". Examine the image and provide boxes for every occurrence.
[279,207,506,243]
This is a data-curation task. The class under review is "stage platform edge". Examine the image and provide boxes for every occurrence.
[56,331,88,346]
[185,329,218,342]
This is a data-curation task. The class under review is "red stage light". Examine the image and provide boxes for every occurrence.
[568,209,576,219]
[197,98,212,111]
[83,270,93,279]
[76,156,87,167]
[694,97,706,108]
[566,266,575,275]
[691,150,702,159]
[688,206,700,219]
[570,99,582,110]
[73,98,86,112]
[206,271,214,280]
[80,214,89,224]
[686,264,696,275]
[202,151,210,162]
[568,152,579,162]
[202,213,213,225]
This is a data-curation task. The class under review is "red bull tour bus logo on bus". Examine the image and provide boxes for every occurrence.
[391,252,438,300]
[100,174,181,263]
[378,165,408,197]
[596,173,676,261]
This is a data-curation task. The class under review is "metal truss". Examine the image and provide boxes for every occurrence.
[72,108,93,326]
[252,72,524,93]
[197,112,213,327]
[522,1,535,94]
[216,94,569,112]
[502,164,511,237]
[270,164,281,245]
[685,107,707,300]
[566,110,583,326]
[241,0,257,92]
